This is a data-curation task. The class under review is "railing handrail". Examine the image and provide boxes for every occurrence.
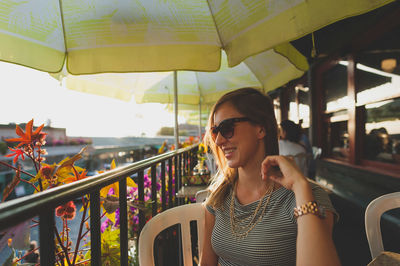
[0,143,198,229]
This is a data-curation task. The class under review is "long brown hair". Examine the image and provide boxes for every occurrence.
[204,88,279,209]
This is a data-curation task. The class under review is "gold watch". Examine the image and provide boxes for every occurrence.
[294,201,326,219]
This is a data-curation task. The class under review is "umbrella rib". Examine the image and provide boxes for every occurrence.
[205,0,225,50]
[58,0,68,72]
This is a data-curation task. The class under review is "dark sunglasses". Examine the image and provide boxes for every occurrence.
[211,117,251,140]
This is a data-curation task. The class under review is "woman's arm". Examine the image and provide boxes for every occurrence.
[262,156,341,266]
[293,179,340,266]
[199,206,218,266]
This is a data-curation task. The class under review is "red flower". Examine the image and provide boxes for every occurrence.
[5,148,25,164]
[55,201,76,220]
[5,119,46,147]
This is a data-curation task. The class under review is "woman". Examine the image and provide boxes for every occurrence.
[279,119,309,176]
[199,88,340,266]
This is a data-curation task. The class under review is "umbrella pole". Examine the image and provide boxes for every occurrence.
[174,71,179,150]
[198,99,202,140]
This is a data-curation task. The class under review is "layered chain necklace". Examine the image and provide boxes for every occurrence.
[230,182,275,239]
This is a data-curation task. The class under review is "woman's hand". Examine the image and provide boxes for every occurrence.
[261,155,307,192]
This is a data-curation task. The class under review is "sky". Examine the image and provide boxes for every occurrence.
[0,61,186,138]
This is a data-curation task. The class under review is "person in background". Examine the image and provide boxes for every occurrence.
[298,119,312,155]
[298,119,315,178]
[24,241,39,264]
[279,119,309,177]
[200,88,340,266]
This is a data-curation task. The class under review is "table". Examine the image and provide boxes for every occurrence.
[176,185,208,198]
[367,251,400,266]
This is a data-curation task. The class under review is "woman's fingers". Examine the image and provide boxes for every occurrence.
[261,155,302,182]
[261,156,283,180]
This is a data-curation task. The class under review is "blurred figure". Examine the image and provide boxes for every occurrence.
[298,119,312,155]
[365,127,392,161]
[0,238,15,266]
[279,120,308,176]
[298,119,315,178]
[24,241,39,264]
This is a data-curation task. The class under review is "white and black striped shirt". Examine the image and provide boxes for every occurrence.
[206,183,337,266]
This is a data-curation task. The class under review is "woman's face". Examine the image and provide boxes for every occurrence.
[213,102,265,168]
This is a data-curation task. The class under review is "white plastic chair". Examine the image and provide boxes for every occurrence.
[195,189,209,203]
[365,192,400,259]
[205,153,217,176]
[312,146,322,159]
[139,203,205,266]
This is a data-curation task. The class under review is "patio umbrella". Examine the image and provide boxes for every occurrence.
[54,44,307,103]
[132,46,308,106]
[0,0,393,75]
[132,46,309,143]
[55,47,307,144]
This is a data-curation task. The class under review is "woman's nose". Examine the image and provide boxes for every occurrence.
[214,132,226,146]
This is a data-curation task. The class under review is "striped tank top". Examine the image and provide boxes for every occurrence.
[206,182,337,266]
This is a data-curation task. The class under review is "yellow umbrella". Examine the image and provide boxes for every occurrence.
[133,47,307,105]
[54,46,307,103]
[0,0,392,75]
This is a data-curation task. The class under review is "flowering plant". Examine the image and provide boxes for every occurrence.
[182,142,210,186]
[0,119,137,265]
[97,143,174,264]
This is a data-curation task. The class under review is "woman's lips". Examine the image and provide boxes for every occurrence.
[223,147,235,159]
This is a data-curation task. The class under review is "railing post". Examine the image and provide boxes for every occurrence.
[90,190,101,265]
[186,151,191,176]
[151,165,157,217]
[161,161,166,211]
[174,156,179,206]
[138,170,145,234]
[168,158,173,208]
[178,154,183,205]
[119,178,128,266]
[39,210,55,265]
[183,152,187,176]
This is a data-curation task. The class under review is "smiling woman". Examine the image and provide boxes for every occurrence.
[0,62,184,138]
[200,88,340,266]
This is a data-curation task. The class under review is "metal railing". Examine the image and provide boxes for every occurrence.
[0,144,198,265]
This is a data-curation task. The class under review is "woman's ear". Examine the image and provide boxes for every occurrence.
[256,126,266,139]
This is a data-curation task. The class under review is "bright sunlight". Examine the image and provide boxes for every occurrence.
[0,61,186,137]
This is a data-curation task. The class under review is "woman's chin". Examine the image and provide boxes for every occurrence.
[226,159,239,169]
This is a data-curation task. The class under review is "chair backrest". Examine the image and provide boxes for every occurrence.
[365,192,400,259]
[139,203,205,266]
[312,146,322,159]
[195,189,209,203]
[205,153,217,176]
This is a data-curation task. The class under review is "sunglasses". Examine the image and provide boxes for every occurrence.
[211,117,251,141]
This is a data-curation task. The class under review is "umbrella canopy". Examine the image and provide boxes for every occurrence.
[0,0,393,75]
[133,47,307,105]
[54,46,307,104]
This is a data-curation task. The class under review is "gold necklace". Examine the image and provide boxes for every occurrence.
[230,182,274,239]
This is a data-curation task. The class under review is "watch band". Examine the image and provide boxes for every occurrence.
[294,201,325,219]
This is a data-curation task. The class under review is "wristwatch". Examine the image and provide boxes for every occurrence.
[294,201,326,219]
